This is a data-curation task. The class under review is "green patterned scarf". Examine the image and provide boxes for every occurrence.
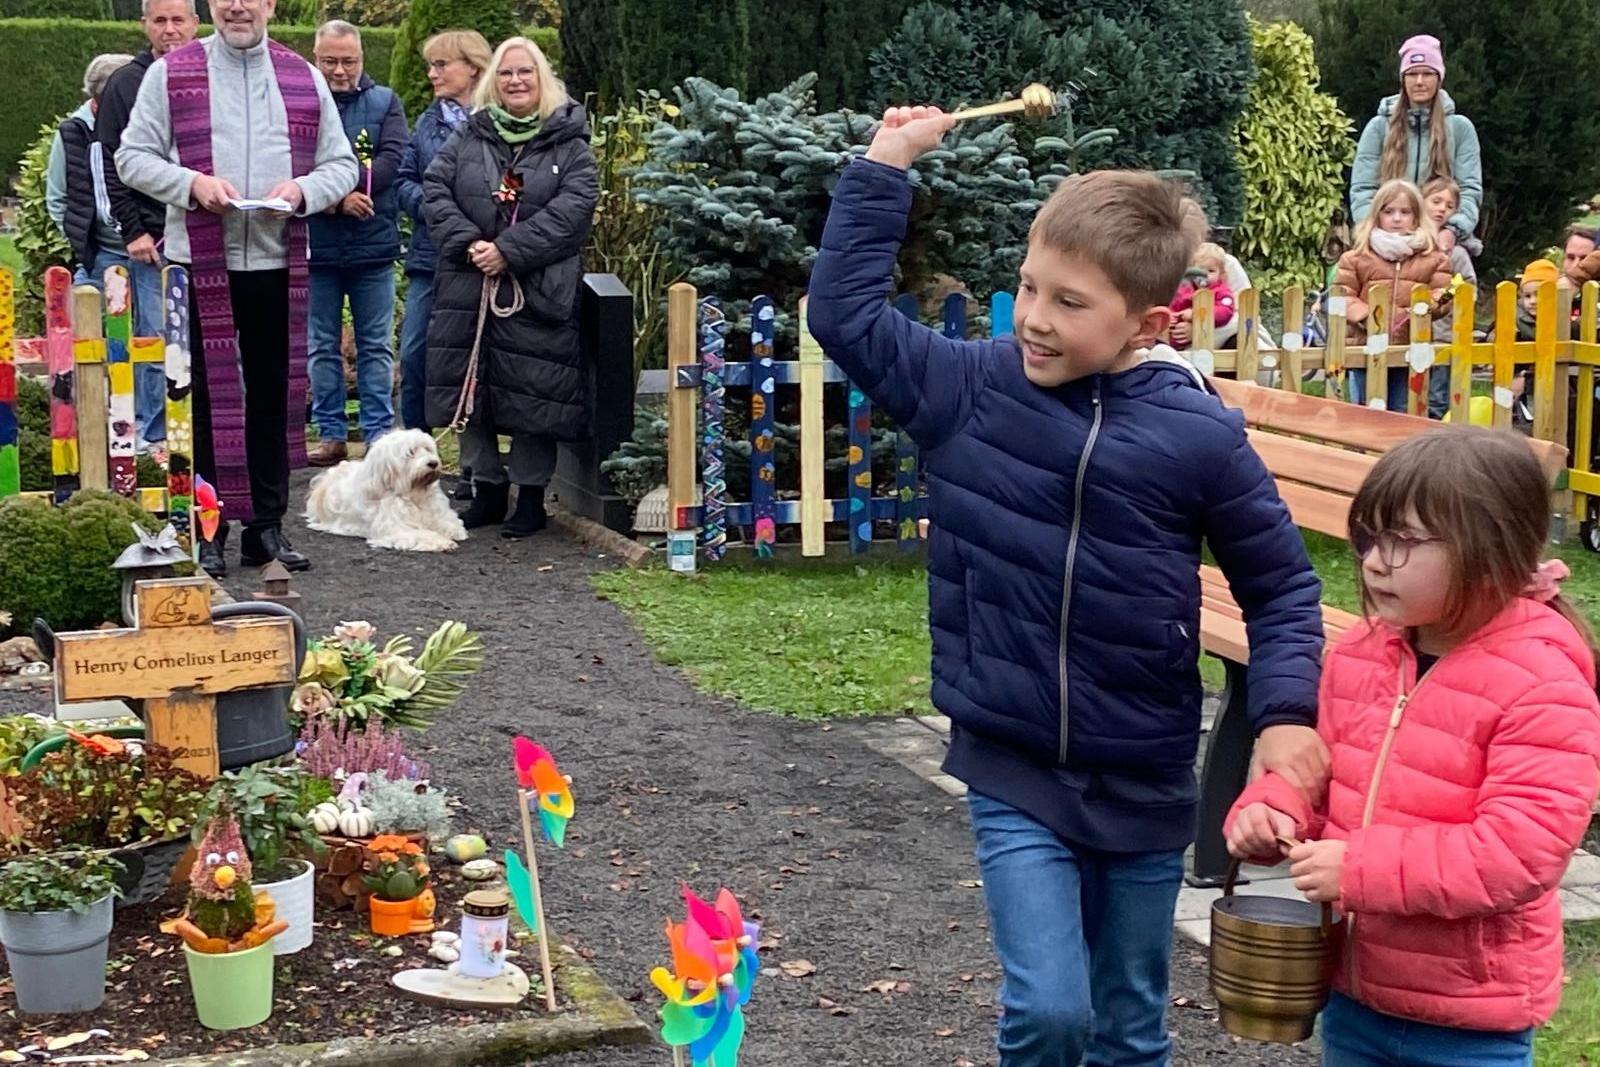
[489,105,541,144]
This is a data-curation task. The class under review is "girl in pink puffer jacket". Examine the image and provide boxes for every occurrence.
[1226,427,1600,1067]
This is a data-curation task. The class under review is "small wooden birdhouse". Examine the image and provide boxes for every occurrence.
[252,559,303,614]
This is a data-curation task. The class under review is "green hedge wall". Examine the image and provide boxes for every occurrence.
[0,19,400,179]
[0,0,111,17]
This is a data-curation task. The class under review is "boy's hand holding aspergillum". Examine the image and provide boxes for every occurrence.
[866,106,957,171]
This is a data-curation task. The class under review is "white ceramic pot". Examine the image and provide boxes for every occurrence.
[255,858,314,955]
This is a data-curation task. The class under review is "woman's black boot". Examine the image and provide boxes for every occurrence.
[461,480,510,529]
[502,484,547,539]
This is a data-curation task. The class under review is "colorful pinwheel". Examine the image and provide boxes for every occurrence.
[514,736,574,848]
[651,886,759,1066]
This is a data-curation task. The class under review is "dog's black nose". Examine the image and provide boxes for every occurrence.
[427,459,440,469]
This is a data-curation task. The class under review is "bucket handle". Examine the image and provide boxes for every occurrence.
[1223,855,1334,938]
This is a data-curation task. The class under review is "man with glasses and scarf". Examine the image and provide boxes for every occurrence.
[116,0,358,577]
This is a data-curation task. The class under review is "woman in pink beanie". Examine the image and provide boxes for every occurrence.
[1350,34,1482,255]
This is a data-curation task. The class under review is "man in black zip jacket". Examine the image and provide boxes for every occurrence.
[96,0,199,451]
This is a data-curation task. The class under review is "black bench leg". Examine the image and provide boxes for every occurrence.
[1188,657,1253,888]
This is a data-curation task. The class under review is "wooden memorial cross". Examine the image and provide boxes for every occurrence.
[53,577,297,779]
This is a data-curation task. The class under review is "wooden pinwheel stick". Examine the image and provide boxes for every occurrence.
[949,82,1060,123]
[517,787,559,1012]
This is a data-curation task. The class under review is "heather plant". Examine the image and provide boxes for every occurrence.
[295,716,429,782]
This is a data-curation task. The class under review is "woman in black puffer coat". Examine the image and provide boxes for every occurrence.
[422,36,598,538]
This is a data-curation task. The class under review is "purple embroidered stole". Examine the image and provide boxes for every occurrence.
[166,38,317,522]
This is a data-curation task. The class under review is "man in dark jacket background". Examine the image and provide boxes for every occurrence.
[306,19,407,465]
[95,0,200,451]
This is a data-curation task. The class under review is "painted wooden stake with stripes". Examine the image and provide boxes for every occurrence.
[104,265,138,497]
[847,378,873,553]
[892,295,921,552]
[71,284,110,493]
[797,296,826,557]
[749,295,776,559]
[44,266,79,502]
[164,266,195,556]
[0,269,16,497]
[697,297,727,561]
[666,283,698,535]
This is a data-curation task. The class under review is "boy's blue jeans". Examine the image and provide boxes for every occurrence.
[1322,992,1533,1066]
[308,265,396,443]
[968,791,1185,1067]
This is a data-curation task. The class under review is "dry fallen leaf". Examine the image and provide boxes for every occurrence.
[935,1027,956,1038]
[780,959,817,978]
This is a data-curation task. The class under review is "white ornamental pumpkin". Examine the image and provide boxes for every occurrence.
[310,802,342,834]
[338,808,374,838]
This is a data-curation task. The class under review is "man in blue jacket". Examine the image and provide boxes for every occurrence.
[306,19,408,465]
[809,106,1329,1067]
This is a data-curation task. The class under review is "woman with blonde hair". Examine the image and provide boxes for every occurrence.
[1350,35,1482,253]
[394,28,493,441]
[422,36,598,538]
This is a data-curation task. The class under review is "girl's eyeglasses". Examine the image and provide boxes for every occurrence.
[1351,525,1442,568]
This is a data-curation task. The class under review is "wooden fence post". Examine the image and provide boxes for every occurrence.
[1575,281,1598,534]
[1448,282,1475,425]
[1492,281,1518,432]
[71,283,109,493]
[1363,282,1392,409]
[1533,280,1559,444]
[1406,283,1432,418]
[0,268,15,498]
[797,295,826,557]
[1324,284,1348,401]
[1190,287,1215,377]
[665,282,698,539]
[1278,285,1303,393]
[1236,287,1260,384]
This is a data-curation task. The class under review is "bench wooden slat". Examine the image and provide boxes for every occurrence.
[1245,427,1375,496]
[1273,479,1352,539]
[1198,564,1359,664]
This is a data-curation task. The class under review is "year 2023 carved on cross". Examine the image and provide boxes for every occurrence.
[53,577,297,779]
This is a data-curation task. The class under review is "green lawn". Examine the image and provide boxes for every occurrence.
[592,553,933,719]
[1537,921,1600,1066]
[595,530,1600,719]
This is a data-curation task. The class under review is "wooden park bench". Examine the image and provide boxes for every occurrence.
[1188,377,1568,885]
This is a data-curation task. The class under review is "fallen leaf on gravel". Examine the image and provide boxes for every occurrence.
[935,1027,956,1038]
[959,973,974,983]
[947,919,960,931]
[47,1030,110,1051]
[958,879,982,888]
[864,979,914,995]
[537,565,554,572]
[780,959,817,977]
[816,997,856,1016]
[956,1058,977,1067]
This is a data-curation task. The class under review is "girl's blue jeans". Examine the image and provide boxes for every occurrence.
[1321,992,1533,1066]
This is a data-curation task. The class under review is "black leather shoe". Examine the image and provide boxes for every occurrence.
[240,525,311,572]
[453,467,475,502]
[198,537,227,578]
[502,484,547,539]
[461,480,510,529]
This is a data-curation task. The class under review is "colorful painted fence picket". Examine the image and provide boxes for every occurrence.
[665,281,1014,561]
[0,265,195,550]
[664,273,1600,560]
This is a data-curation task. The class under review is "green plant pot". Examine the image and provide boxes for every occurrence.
[183,939,275,1030]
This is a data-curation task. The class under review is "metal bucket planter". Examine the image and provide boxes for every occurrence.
[0,894,114,1014]
[110,835,189,906]
[255,859,314,955]
[1210,860,1343,1044]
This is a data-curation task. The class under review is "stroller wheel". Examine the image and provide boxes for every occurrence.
[1581,518,1600,554]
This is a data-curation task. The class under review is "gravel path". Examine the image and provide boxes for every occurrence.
[11,470,1316,1066]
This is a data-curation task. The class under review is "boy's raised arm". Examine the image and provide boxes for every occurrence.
[806,108,989,450]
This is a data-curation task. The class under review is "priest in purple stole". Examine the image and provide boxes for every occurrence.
[116,0,358,577]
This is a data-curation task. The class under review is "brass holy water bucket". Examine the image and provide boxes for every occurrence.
[1209,857,1343,1044]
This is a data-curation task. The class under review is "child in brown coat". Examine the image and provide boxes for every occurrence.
[1336,178,1452,409]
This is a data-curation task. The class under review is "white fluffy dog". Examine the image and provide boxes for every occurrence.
[305,429,467,552]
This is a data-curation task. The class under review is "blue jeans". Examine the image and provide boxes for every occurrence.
[399,270,432,431]
[1344,367,1410,411]
[308,264,396,442]
[76,248,167,445]
[967,791,1185,1067]
[1321,993,1533,1067]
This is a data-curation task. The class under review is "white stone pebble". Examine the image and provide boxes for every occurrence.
[429,944,461,963]
[431,931,460,945]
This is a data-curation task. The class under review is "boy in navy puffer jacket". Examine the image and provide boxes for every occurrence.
[808,107,1329,1067]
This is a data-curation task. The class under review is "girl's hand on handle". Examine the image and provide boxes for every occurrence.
[866,106,956,171]
[1227,802,1298,862]
[1288,839,1347,903]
